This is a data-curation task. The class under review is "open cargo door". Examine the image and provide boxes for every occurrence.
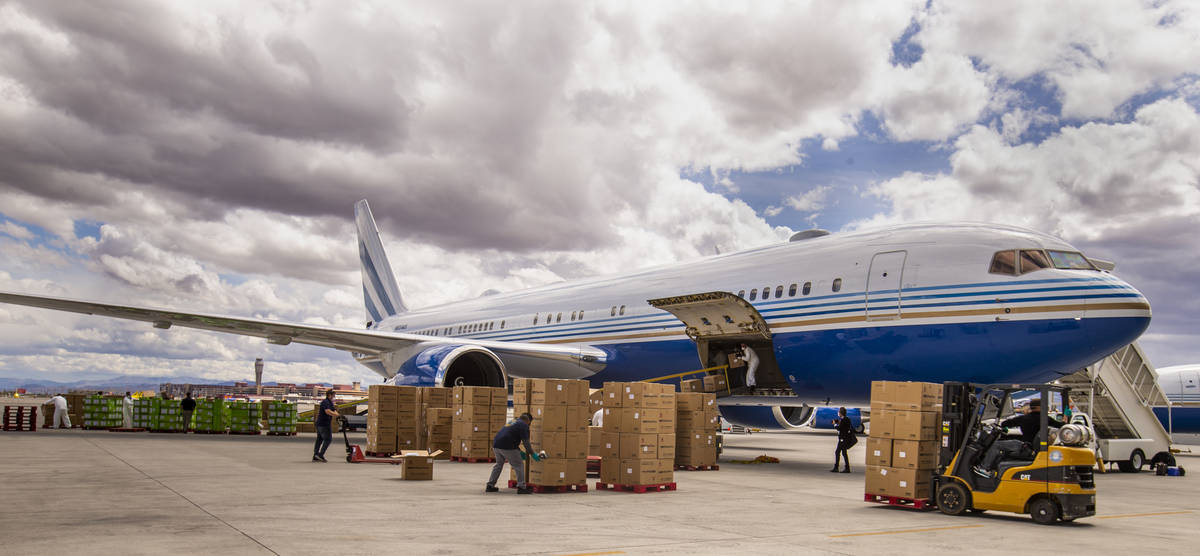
[648,292,787,390]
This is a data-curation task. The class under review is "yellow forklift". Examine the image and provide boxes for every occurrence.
[935,382,1096,524]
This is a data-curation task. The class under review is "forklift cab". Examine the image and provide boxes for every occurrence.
[937,383,1096,524]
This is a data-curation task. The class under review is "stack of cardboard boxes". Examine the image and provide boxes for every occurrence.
[131,398,159,429]
[367,385,402,454]
[425,407,453,459]
[598,382,677,487]
[266,401,297,434]
[512,378,590,487]
[42,393,86,428]
[587,388,604,459]
[675,392,720,468]
[412,389,451,451]
[157,399,184,432]
[193,399,229,433]
[228,400,261,434]
[450,385,507,460]
[680,374,729,394]
[864,381,942,500]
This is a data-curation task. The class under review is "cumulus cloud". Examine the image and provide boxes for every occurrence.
[785,186,832,213]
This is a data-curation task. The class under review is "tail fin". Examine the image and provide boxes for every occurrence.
[355,200,407,323]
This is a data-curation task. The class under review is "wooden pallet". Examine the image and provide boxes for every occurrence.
[267,431,298,436]
[191,429,228,434]
[676,464,720,471]
[864,493,935,510]
[595,482,677,493]
[109,427,147,433]
[149,429,186,433]
[228,430,262,436]
[507,480,588,493]
[450,456,495,463]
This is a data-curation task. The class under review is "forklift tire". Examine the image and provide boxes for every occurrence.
[936,482,971,516]
[1029,497,1060,525]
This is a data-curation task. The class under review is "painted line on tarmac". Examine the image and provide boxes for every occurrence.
[829,524,985,538]
[1096,510,1193,520]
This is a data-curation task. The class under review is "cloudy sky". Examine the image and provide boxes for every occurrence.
[1,1,1198,385]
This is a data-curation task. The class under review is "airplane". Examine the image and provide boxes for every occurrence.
[0,200,1152,429]
[1155,364,1200,434]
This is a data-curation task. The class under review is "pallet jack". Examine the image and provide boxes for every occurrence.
[339,416,402,464]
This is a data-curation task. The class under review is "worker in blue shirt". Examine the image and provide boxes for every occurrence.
[486,412,539,494]
[313,389,339,463]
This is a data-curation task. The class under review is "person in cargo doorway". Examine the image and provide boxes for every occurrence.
[739,343,759,393]
[831,407,855,473]
[312,389,339,463]
[486,412,539,494]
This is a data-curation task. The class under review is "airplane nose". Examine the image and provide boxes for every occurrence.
[1084,276,1151,355]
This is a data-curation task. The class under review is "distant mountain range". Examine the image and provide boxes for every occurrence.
[0,375,339,392]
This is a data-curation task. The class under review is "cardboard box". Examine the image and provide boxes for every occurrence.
[675,446,717,467]
[565,458,587,485]
[889,467,933,499]
[565,406,589,432]
[702,375,728,393]
[620,382,652,407]
[537,431,567,458]
[513,378,532,406]
[426,407,453,427]
[891,410,939,441]
[728,352,745,369]
[870,409,896,439]
[617,459,658,485]
[676,392,713,412]
[891,439,939,469]
[870,381,942,412]
[620,433,659,459]
[397,450,441,480]
[681,378,704,392]
[565,431,588,459]
[602,382,625,408]
[600,458,621,484]
[656,458,675,484]
[616,407,658,434]
[452,420,491,441]
[865,465,891,495]
[657,434,675,460]
[453,403,491,423]
[452,386,493,406]
[866,437,892,467]
[528,459,569,486]
[530,405,567,432]
[676,409,706,430]
[589,389,604,412]
[588,426,603,457]
[600,432,620,460]
[458,439,492,459]
[418,387,452,408]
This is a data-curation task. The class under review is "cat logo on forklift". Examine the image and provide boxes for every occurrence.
[1019,473,1031,481]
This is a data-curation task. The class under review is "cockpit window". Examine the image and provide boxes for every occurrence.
[1047,250,1095,270]
[989,250,1016,275]
[1019,249,1051,274]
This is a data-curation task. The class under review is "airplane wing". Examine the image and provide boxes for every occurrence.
[0,290,601,361]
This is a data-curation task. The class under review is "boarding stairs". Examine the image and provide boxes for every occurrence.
[1058,342,1171,448]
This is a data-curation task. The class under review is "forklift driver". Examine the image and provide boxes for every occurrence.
[973,397,1064,477]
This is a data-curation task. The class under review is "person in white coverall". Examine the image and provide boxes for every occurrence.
[739,343,760,393]
[592,408,604,427]
[49,394,71,428]
[122,392,134,428]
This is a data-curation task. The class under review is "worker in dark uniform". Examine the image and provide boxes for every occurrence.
[312,389,339,463]
[180,391,196,432]
[486,412,538,494]
[831,407,856,473]
[974,397,1063,477]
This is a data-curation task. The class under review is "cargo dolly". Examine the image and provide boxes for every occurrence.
[338,416,402,464]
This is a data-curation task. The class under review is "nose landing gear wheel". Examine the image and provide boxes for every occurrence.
[936,482,970,516]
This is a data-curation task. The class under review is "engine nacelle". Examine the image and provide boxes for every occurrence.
[384,343,507,388]
[806,407,864,432]
[718,405,813,430]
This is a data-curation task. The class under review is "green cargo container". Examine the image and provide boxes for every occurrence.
[157,399,184,431]
[83,396,123,428]
[132,398,160,429]
[228,400,261,434]
[192,399,230,433]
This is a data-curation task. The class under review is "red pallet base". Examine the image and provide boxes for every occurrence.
[676,464,720,471]
[450,456,496,463]
[229,430,262,435]
[864,493,936,510]
[110,427,147,432]
[365,451,397,458]
[595,482,677,493]
[507,480,588,493]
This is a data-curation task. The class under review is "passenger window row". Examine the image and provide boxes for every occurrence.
[736,278,842,301]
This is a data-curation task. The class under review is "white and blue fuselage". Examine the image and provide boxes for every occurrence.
[367,222,1151,405]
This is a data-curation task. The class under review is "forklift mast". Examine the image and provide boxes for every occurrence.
[938,382,978,474]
